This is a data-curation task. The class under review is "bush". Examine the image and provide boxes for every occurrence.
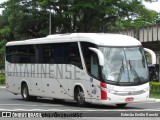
[0,74,5,85]
[150,82,160,93]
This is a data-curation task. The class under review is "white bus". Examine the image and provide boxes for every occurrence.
[5,33,156,107]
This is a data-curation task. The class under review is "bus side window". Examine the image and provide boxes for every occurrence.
[39,44,55,63]
[90,52,99,79]
[53,44,68,63]
[6,46,19,63]
[39,42,83,69]
[19,45,36,63]
[80,42,99,79]
[6,45,36,64]
[68,43,83,69]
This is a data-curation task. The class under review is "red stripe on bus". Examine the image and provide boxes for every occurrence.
[100,82,107,100]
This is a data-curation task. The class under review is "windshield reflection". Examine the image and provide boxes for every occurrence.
[99,47,148,84]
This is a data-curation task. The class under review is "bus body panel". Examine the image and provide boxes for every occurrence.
[88,82,149,105]
[6,33,141,47]
[5,33,151,106]
[106,82,149,103]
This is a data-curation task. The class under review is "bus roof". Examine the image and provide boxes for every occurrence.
[6,33,141,46]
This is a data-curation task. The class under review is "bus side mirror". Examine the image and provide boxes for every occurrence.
[148,64,159,82]
[144,48,159,81]
[144,48,156,64]
[89,47,104,66]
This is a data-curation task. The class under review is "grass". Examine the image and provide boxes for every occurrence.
[150,82,160,99]
[150,92,160,99]
[0,74,5,85]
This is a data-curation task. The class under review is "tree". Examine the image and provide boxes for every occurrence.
[0,0,159,41]
[0,0,159,69]
[1,0,50,40]
[116,0,160,29]
[0,39,7,69]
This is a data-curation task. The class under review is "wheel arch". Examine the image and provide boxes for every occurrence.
[73,83,86,100]
[21,79,28,90]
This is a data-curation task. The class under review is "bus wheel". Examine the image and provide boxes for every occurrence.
[53,98,63,104]
[116,103,127,108]
[75,87,85,106]
[21,84,31,101]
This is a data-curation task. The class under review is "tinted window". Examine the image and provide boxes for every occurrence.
[39,42,82,69]
[6,45,36,63]
[6,42,83,69]
[80,42,99,78]
[68,43,82,69]
[39,43,68,64]
[53,44,68,63]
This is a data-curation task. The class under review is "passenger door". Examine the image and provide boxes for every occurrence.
[80,42,101,102]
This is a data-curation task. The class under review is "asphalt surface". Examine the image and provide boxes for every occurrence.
[0,87,160,120]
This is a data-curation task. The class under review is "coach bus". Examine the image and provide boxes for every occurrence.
[5,33,156,107]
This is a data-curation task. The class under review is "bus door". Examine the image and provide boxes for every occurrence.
[90,53,101,102]
[80,42,102,102]
[39,44,61,98]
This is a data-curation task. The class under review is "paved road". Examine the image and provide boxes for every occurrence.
[0,88,160,119]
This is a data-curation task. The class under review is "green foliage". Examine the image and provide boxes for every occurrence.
[0,74,5,85]
[150,82,160,93]
[150,82,160,99]
[0,0,159,41]
[0,0,159,70]
[150,92,160,99]
[0,40,7,69]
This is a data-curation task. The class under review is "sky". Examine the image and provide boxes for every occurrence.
[0,0,160,14]
[143,0,160,12]
[0,0,8,14]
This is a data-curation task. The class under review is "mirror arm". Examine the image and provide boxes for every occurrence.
[89,47,104,66]
[144,48,156,64]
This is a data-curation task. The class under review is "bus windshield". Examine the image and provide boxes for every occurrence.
[99,46,149,85]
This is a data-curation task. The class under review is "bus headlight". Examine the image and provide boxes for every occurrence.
[101,87,107,91]
[143,87,149,92]
[107,89,116,94]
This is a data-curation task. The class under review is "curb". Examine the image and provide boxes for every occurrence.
[155,99,160,102]
[0,86,6,89]
[149,98,160,103]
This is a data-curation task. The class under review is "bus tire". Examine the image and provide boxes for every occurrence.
[116,103,127,108]
[53,98,63,103]
[75,87,86,107]
[21,83,31,101]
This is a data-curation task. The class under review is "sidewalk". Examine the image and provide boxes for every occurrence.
[148,98,160,103]
[0,85,6,89]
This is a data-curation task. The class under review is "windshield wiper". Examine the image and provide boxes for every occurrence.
[128,60,141,83]
[117,60,124,83]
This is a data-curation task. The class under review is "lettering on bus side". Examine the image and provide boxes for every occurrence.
[6,63,81,80]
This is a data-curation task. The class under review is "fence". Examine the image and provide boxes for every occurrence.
[114,24,160,43]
